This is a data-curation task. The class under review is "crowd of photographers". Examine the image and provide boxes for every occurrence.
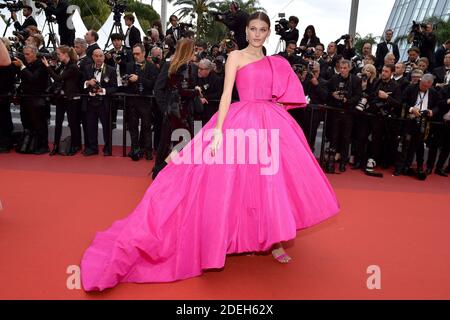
[0,2,449,180]
[276,16,450,180]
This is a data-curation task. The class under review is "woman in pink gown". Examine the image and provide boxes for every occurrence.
[81,12,340,292]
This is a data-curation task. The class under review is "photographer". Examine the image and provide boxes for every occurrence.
[300,61,328,150]
[196,58,223,125]
[124,13,141,50]
[394,74,440,180]
[152,39,199,178]
[426,85,450,177]
[166,15,181,43]
[147,46,164,70]
[124,43,159,161]
[11,5,37,32]
[434,39,450,68]
[143,28,162,57]
[12,45,50,154]
[354,64,402,171]
[403,46,420,75]
[42,45,82,156]
[277,16,299,44]
[81,49,117,156]
[278,40,303,66]
[432,51,450,89]
[299,25,321,51]
[335,34,356,60]
[105,33,132,86]
[39,0,75,46]
[85,30,100,59]
[393,62,410,92]
[375,29,400,70]
[214,1,249,50]
[0,39,15,153]
[326,59,362,173]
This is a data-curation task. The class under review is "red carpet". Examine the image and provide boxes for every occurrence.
[0,149,449,300]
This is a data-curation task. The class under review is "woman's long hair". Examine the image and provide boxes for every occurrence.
[303,25,318,41]
[57,45,77,62]
[168,38,195,76]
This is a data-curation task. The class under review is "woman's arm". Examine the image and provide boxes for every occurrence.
[214,50,240,131]
[0,41,11,66]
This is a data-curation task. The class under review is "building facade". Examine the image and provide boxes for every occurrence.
[384,0,450,60]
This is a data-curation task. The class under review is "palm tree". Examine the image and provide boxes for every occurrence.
[170,0,218,39]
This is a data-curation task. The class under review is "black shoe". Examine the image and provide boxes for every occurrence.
[129,149,140,161]
[0,146,12,153]
[49,145,59,156]
[33,147,50,155]
[339,163,346,173]
[435,168,448,177]
[82,148,98,156]
[417,168,427,181]
[145,151,153,161]
[405,167,416,176]
[68,146,81,156]
[351,162,362,170]
[393,169,401,176]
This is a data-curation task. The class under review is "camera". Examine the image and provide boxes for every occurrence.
[356,93,369,112]
[410,20,428,47]
[275,13,289,37]
[151,56,161,65]
[37,51,57,60]
[341,34,351,41]
[357,73,368,82]
[89,80,102,94]
[352,56,364,69]
[0,0,24,12]
[178,22,193,38]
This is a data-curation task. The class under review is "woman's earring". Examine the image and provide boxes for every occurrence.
[246,34,249,42]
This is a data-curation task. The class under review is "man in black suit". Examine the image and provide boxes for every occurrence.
[278,16,299,45]
[124,14,141,50]
[124,44,159,161]
[432,51,450,89]
[11,5,37,32]
[82,49,117,156]
[394,74,441,180]
[216,1,250,50]
[166,15,181,43]
[85,30,100,59]
[41,0,75,46]
[12,45,50,154]
[434,40,450,68]
[376,29,400,70]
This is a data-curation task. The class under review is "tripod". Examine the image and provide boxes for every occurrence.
[275,37,286,53]
[42,16,59,49]
[104,11,124,51]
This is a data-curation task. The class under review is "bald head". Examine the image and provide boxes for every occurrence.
[92,49,105,67]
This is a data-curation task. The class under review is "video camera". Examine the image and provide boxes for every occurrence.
[106,0,128,25]
[34,0,56,9]
[410,20,428,48]
[275,13,289,37]
[37,51,57,60]
[0,0,24,12]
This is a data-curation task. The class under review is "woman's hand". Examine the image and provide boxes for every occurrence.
[41,57,49,67]
[210,128,223,157]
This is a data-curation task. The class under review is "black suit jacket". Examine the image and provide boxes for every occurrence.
[375,41,400,69]
[82,63,118,102]
[46,60,82,98]
[432,66,449,85]
[125,61,159,95]
[402,84,441,120]
[18,60,49,106]
[14,16,37,31]
[434,46,447,68]
[280,28,299,44]
[86,43,100,60]
[125,26,141,49]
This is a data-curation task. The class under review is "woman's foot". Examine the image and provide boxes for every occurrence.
[271,246,292,264]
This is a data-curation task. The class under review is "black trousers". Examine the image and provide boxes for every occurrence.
[396,119,425,169]
[300,106,325,151]
[21,98,48,149]
[354,114,385,164]
[127,97,154,152]
[54,98,81,148]
[80,98,90,149]
[86,97,111,152]
[427,121,450,170]
[0,97,13,148]
[329,111,354,162]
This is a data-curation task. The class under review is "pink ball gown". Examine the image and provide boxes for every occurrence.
[81,55,340,291]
